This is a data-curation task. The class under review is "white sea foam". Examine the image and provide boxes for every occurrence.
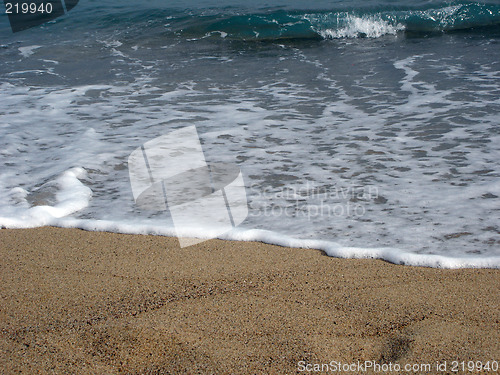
[0,47,499,268]
[1,168,91,228]
[309,15,405,39]
[18,45,41,58]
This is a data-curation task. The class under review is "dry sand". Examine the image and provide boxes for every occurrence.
[0,227,499,374]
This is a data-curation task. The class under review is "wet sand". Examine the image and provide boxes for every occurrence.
[1,227,499,374]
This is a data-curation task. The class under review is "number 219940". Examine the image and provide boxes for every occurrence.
[5,2,53,14]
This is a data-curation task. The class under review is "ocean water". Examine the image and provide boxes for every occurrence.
[1,0,500,268]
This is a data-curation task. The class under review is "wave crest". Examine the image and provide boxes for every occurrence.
[307,14,405,39]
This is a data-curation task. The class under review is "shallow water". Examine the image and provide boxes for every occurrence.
[1,0,499,267]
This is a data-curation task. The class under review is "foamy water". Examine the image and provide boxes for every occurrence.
[1,1,499,268]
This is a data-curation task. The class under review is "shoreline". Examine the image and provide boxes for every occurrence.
[1,227,499,374]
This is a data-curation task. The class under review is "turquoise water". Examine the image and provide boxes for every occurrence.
[2,0,500,39]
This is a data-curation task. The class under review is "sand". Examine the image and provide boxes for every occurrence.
[0,227,499,374]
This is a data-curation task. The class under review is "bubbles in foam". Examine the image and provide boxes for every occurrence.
[1,168,92,228]
[317,15,405,39]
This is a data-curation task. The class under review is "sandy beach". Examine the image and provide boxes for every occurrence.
[0,227,499,374]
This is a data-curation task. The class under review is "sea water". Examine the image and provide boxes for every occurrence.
[1,0,500,268]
